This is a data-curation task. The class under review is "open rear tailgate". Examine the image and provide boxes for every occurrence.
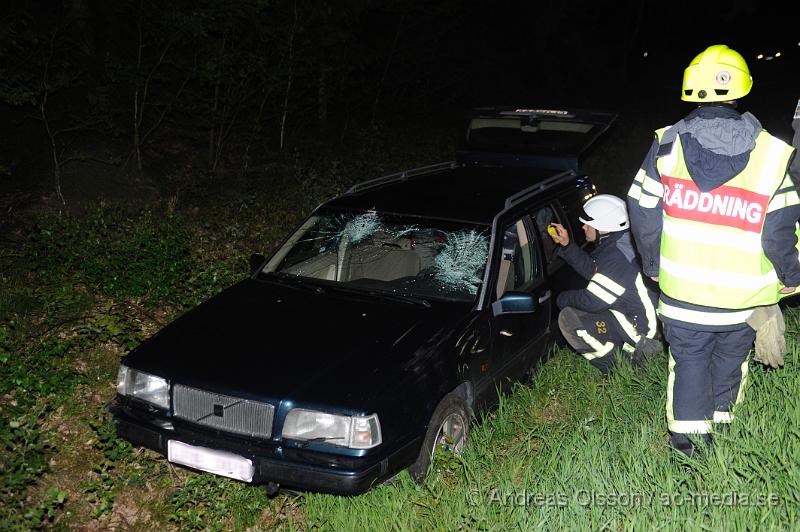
[456,107,617,171]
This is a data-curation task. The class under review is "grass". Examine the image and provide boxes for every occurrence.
[1,128,799,529]
[298,341,800,530]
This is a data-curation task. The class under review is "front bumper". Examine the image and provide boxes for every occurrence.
[109,402,419,495]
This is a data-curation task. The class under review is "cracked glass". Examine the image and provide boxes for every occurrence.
[263,208,491,302]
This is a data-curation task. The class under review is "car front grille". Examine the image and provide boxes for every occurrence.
[173,384,275,439]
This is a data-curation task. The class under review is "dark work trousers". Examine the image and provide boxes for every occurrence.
[558,307,636,373]
[664,323,755,452]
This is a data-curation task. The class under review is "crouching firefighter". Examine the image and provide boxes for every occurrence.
[549,194,660,373]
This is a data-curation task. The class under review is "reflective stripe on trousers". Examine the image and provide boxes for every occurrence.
[664,324,754,446]
[558,307,636,374]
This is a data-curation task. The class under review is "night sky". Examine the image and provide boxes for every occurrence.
[462,2,799,110]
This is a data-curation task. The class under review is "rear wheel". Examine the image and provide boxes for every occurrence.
[407,394,470,483]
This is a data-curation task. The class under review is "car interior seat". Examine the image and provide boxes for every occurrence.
[347,244,421,281]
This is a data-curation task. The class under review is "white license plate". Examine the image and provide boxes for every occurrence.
[167,440,255,483]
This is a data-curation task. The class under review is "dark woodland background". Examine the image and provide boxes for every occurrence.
[1,0,798,214]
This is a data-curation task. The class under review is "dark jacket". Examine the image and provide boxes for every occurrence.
[557,230,657,338]
[791,98,800,181]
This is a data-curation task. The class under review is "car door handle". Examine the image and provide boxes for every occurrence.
[538,290,551,303]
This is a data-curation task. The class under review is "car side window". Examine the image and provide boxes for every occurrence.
[560,195,587,247]
[495,218,540,298]
[530,205,563,266]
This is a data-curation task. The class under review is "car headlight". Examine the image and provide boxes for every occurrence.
[282,409,382,449]
[116,365,170,410]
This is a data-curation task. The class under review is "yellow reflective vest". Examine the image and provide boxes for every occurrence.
[656,128,796,309]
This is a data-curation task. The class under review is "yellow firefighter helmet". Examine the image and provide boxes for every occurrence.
[681,44,752,102]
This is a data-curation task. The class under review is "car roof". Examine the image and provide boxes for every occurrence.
[324,165,569,225]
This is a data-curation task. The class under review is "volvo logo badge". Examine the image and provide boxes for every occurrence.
[213,404,224,417]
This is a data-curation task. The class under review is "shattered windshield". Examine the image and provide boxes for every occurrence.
[263,208,491,302]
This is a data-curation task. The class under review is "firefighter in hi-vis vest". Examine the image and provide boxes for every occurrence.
[549,195,660,374]
[627,44,800,456]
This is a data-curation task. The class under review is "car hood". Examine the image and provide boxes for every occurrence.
[123,277,471,408]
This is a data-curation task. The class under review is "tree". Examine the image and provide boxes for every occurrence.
[0,4,111,206]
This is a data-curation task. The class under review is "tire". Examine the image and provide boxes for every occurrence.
[407,393,470,483]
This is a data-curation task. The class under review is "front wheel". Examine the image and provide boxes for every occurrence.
[407,393,470,483]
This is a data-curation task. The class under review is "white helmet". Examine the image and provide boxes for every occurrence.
[579,194,629,232]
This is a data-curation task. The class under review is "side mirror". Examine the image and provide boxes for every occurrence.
[491,291,536,317]
[249,254,266,276]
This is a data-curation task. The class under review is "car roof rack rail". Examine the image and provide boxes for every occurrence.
[504,170,578,209]
[346,161,457,194]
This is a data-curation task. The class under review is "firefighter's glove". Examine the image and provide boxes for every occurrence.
[631,336,664,369]
[746,304,786,368]
[635,337,663,358]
